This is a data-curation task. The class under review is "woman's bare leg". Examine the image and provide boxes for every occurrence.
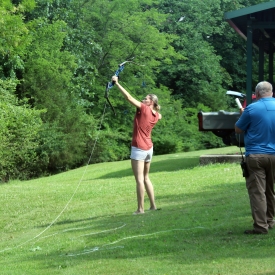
[144,161,156,210]
[131,159,145,214]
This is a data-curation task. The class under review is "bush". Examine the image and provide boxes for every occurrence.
[0,79,43,181]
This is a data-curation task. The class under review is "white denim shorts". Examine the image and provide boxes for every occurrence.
[130,146,153,162]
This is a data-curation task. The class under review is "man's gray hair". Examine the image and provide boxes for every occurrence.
[255,81,273,96]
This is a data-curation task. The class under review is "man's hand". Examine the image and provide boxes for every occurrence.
[235,98,244,114]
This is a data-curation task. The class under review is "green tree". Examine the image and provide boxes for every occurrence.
[0,79,43,181]
[70,0,180,160]
[80,0,176,109]
[24,0,100,112]
[156,0,232,111]
[2,0,269,177]
[20,18,96,172]
[0,0,35,78]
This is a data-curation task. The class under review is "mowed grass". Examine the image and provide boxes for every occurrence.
[1,147,275,275]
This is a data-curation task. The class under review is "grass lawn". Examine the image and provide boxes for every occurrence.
[1,146,275,275]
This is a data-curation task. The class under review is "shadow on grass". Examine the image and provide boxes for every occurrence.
[96,156,199,179]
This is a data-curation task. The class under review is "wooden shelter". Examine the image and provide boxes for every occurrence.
[224,1,275,104]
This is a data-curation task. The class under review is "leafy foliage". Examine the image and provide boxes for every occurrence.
[0,0,34,78]
[0,0,268,180]
[0,79,43,181]
[156,0,232,110]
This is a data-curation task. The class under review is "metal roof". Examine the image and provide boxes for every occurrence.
[224,1,275,54]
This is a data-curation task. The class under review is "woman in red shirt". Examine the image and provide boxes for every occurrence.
[112,76,162,214]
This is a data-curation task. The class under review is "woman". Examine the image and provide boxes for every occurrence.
[112,75,162,214]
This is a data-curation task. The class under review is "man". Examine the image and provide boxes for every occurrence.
[235,81,275,234]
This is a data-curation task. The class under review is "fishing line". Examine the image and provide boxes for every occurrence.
[65,214,236,257]
[0,102,109,254]
[65,226,206,256]
[34,222,127,242]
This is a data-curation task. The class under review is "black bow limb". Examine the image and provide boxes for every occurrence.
[104,82,116,116]
[104,62,127,116]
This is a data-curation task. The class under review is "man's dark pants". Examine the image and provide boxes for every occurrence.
[246,154,275,233]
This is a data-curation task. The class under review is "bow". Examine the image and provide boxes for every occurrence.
[104,60,131,115]
[104,58,144,115]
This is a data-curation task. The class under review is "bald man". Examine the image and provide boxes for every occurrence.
[235,81,275,234]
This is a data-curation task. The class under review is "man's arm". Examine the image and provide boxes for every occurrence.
[235,107,245,134]
[235,124,243,134]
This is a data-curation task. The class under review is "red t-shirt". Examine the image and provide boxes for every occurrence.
[131,103,160,150]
